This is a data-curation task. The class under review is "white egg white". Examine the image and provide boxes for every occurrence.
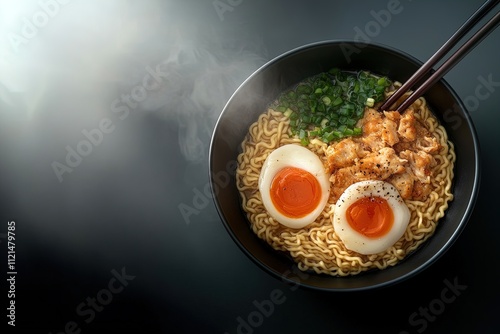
[333,180,410,255]
[259,144,330,229]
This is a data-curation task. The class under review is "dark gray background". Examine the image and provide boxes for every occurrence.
[1,0,499,333]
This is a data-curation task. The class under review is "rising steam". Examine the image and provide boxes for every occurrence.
[0,0,267,163]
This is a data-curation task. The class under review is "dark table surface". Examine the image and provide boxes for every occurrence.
[1,1,499,333]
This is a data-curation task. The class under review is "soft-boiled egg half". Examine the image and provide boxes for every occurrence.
[259,144,330,229]
[333,180,410,255]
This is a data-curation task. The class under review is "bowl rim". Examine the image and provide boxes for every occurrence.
[209,39,481,291]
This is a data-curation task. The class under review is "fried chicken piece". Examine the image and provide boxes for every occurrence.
[399,150,434,182]
[325,138,366,170]
[387,170,414,199]
[360,108,399,149]
[355,147,407,179]
[398,110,417,141]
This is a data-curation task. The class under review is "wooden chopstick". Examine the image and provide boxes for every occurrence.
[378,0,500,113]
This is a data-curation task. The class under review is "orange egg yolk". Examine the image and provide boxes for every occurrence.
[346,196,394,238]
[270,167,322,218]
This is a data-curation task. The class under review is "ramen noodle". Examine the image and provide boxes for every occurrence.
[236,79,455,277]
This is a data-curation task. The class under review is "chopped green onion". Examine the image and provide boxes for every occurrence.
[365,97,375,107]
[332,96,343,107]
[345,118,357,127]
[275,68,391,144]
[296,84,312,94]
[322,96,331,106]
[343,128,354,136]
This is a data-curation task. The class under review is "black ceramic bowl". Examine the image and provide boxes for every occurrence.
[209,40,480,291]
